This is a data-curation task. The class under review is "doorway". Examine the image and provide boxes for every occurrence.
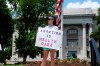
[67,51,77,59]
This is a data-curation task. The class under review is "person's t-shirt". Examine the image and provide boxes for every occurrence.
[45,25,58,30]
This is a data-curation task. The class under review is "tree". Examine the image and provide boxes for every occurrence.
[90,8,100,52]
[8,0,57,63]
[0,0,13,63]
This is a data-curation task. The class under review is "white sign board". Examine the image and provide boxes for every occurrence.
[35,27,63,50]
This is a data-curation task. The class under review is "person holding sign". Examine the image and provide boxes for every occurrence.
[41,16,58,66]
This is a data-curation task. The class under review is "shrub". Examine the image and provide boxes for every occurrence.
[70,58,80,64]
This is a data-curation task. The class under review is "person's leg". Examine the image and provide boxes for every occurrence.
[50,49,56,66]
[41,50,49,66]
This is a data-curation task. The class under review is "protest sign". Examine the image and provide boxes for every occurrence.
[35,27,63,50]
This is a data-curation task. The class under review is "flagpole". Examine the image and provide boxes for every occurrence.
[56,0,64,59]
[60,1,63,60]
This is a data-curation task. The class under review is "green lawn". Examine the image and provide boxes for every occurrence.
[3,64,24,66]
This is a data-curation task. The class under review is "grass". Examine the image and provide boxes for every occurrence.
[3,64,24,66]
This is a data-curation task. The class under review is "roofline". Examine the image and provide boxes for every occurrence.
[64,13,95,16]
[55,13,96,17]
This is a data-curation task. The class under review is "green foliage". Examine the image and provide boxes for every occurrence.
[90,8,100,40]
[15,30,42,58]
[0,0,14,63]
[96,8,100,25]
[3,64,24,66]
[70,58,80,64]
[0,51,5,63]
[0,0,13,34]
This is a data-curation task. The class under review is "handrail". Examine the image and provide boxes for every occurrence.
[91,38,100,64]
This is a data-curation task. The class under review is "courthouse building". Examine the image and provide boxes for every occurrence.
[9,8,97,63]
[59,8,96,59]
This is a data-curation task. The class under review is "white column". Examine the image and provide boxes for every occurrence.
[12,30,18,55]
[0,45,1,50]
[89,24,93,40]
[12,33,16,55]
[82,24,87,58]
[89,23,93,58]
[11,31,18,62]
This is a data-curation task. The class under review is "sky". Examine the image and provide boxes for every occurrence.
[63,0,100,10]
[7,0,100,10]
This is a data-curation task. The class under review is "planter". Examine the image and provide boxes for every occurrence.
[46,63,67,66]
[25,59,91,66]
[25,63,90,66]
[57,63,67,66]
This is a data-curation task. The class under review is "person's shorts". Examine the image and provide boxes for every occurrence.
[43,48,51,50]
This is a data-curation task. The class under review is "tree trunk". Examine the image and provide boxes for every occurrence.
[23,54,27,64]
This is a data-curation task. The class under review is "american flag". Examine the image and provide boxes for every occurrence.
[56,0,63,30]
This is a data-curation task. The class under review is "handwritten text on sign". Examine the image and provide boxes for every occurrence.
[35,27,63,50]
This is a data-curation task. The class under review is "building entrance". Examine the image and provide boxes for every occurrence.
[67,51,77,59]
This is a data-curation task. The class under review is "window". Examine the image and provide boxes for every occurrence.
[67,39,78,47]
[67,29,78,35]
[67,28,78,47]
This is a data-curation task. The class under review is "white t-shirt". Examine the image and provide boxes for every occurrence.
[45,25,58,30]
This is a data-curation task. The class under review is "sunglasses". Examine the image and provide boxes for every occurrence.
[48,16,54,20]
[48,19,54,20]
